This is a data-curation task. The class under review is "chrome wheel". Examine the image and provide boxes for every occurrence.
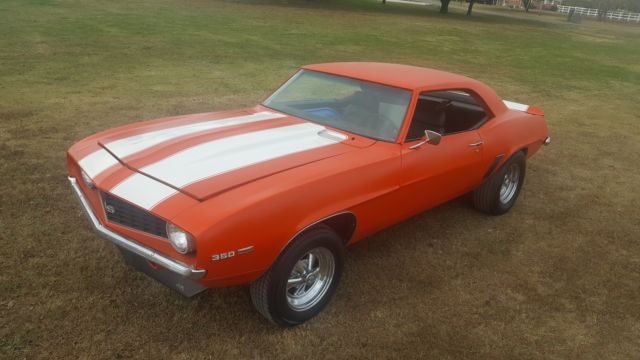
[286,247,335,312]
[499,163,520,204]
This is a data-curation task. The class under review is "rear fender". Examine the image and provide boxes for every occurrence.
[478,112,548,179]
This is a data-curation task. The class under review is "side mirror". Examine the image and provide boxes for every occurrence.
[425,130,441,145]
[409,130,442,149]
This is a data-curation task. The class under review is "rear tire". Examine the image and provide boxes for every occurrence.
[250,226,344,326]
[473,151,526,215]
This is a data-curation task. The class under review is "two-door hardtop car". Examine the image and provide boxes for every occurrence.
[67,62,549,325]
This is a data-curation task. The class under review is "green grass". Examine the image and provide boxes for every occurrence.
[1,0,639,358]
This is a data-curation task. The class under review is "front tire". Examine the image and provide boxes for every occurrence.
[249,226,344,326]
[473,151,526,215]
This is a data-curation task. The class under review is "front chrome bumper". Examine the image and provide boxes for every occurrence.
[68,176,206,280]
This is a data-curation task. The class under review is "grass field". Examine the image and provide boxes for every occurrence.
[1,0,640,358]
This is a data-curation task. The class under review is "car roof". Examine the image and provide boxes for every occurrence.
[302,62,479,91]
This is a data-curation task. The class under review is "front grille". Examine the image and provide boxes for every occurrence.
[101,192,168,238]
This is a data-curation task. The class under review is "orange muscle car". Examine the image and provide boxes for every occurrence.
[67,63,549,325]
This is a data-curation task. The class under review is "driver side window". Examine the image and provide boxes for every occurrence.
[406,90,489,141]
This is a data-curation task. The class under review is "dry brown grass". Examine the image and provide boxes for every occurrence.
[1,0,639,359]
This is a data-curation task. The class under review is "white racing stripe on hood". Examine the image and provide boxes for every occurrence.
[77,111,285,180]
[105,111,286,159]
[110,123,341,210]
[110,173,177,210]
[78,149,119,178]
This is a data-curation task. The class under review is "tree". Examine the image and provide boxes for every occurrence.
[467,0,476,15]
[522,0,533,12]
[440,0,451,13]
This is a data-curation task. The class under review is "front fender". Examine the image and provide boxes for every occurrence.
[174,142,401,287]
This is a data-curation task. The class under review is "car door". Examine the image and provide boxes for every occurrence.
[397,90,487,215]
[399,131,484,213]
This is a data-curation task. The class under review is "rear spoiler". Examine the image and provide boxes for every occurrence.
[503,100,544,116]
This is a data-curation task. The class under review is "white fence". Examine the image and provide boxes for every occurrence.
[557,5,640,23]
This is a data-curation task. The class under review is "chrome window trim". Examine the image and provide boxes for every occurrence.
[68,176,206,280]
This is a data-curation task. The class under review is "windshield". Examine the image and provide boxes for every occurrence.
[263,70,412,142]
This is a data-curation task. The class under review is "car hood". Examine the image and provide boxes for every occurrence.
[76,107,373,204]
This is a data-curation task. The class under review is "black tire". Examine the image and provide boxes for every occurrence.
[473,151,526,215]
[249,226,344,326]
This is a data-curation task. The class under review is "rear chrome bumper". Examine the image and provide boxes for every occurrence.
[68,176,206,280]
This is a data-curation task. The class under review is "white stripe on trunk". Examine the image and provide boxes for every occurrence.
[77,111,285,179]
[503,100,529,112]
[110,123,342,210]
[78,149,119,178]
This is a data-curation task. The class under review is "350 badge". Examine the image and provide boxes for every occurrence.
[211,246,254,262]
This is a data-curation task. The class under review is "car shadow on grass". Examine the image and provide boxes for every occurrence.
[182,194,500,330]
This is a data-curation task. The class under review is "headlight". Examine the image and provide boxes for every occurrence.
[166,223,195,254]
[81,169,95,189]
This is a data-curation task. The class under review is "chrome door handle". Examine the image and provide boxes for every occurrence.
[468,141,484,147]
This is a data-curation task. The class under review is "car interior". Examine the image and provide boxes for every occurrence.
[275,90,409,142]
[406,90,490,141]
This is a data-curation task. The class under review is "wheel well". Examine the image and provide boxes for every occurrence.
[484,148,527,180]
[302,212,357,245]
